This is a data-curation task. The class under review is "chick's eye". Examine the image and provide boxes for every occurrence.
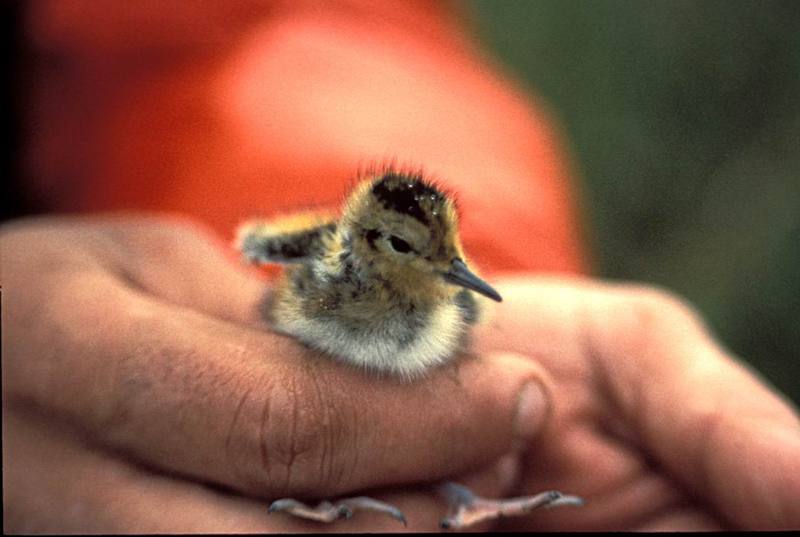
[389,235,413,254]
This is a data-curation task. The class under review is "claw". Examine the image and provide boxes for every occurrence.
[544,492,585,509]
[268,496,406,525]
[438,482,585,530]
[268,499,347,523]
[340,496,408,526]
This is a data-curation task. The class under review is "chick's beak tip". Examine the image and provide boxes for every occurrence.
[443,258,502,302]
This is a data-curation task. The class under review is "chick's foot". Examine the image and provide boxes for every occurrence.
[268,496,407,526]
[438,481,585,530]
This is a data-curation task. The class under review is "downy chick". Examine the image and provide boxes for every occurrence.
[236,170,583,529]
[237,171,501,379]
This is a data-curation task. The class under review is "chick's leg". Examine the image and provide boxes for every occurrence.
[268,496,407,526]
[438,481,584,530]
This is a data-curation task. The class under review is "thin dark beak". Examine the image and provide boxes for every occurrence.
[442,258,502,302]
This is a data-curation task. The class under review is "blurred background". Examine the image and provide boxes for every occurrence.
[467,0,799,404]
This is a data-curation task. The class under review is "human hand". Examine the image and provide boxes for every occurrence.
[6,216,797,533]
[471,278,800,530]
[1,215,551,533]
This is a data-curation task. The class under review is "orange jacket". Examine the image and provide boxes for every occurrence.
[26,0,586,275]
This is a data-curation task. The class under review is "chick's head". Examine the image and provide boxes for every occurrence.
[341,172,501,302]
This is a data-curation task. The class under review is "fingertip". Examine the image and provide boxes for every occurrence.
[475,352,555,446]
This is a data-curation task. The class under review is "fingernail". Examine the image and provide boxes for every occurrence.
[514,381,549,445]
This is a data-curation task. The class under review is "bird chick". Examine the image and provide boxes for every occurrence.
[236,170,583,529]
[237,171,501,379]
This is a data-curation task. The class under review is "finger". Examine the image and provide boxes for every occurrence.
[633,508,724,531]
[3,405,277,533]
[4,404,460,533]
[587,284,800,530]
[5,266,552,502]
[48,215,270,325]
[3,409,522,533]
[475,278,800,530]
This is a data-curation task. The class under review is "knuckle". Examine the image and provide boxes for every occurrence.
[602,283,712,384]
[242,368,357,497]
[589,283,707,406]
[620,283,703,331]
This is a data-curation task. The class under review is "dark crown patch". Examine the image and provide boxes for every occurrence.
[371,173,445,225]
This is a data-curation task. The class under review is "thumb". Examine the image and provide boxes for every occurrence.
[490,352,555,451]
[328,350,554,494]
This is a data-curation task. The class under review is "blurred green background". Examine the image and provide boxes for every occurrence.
[467,0,799,404]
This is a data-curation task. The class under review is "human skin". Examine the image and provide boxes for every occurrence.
[2,217,799,532]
